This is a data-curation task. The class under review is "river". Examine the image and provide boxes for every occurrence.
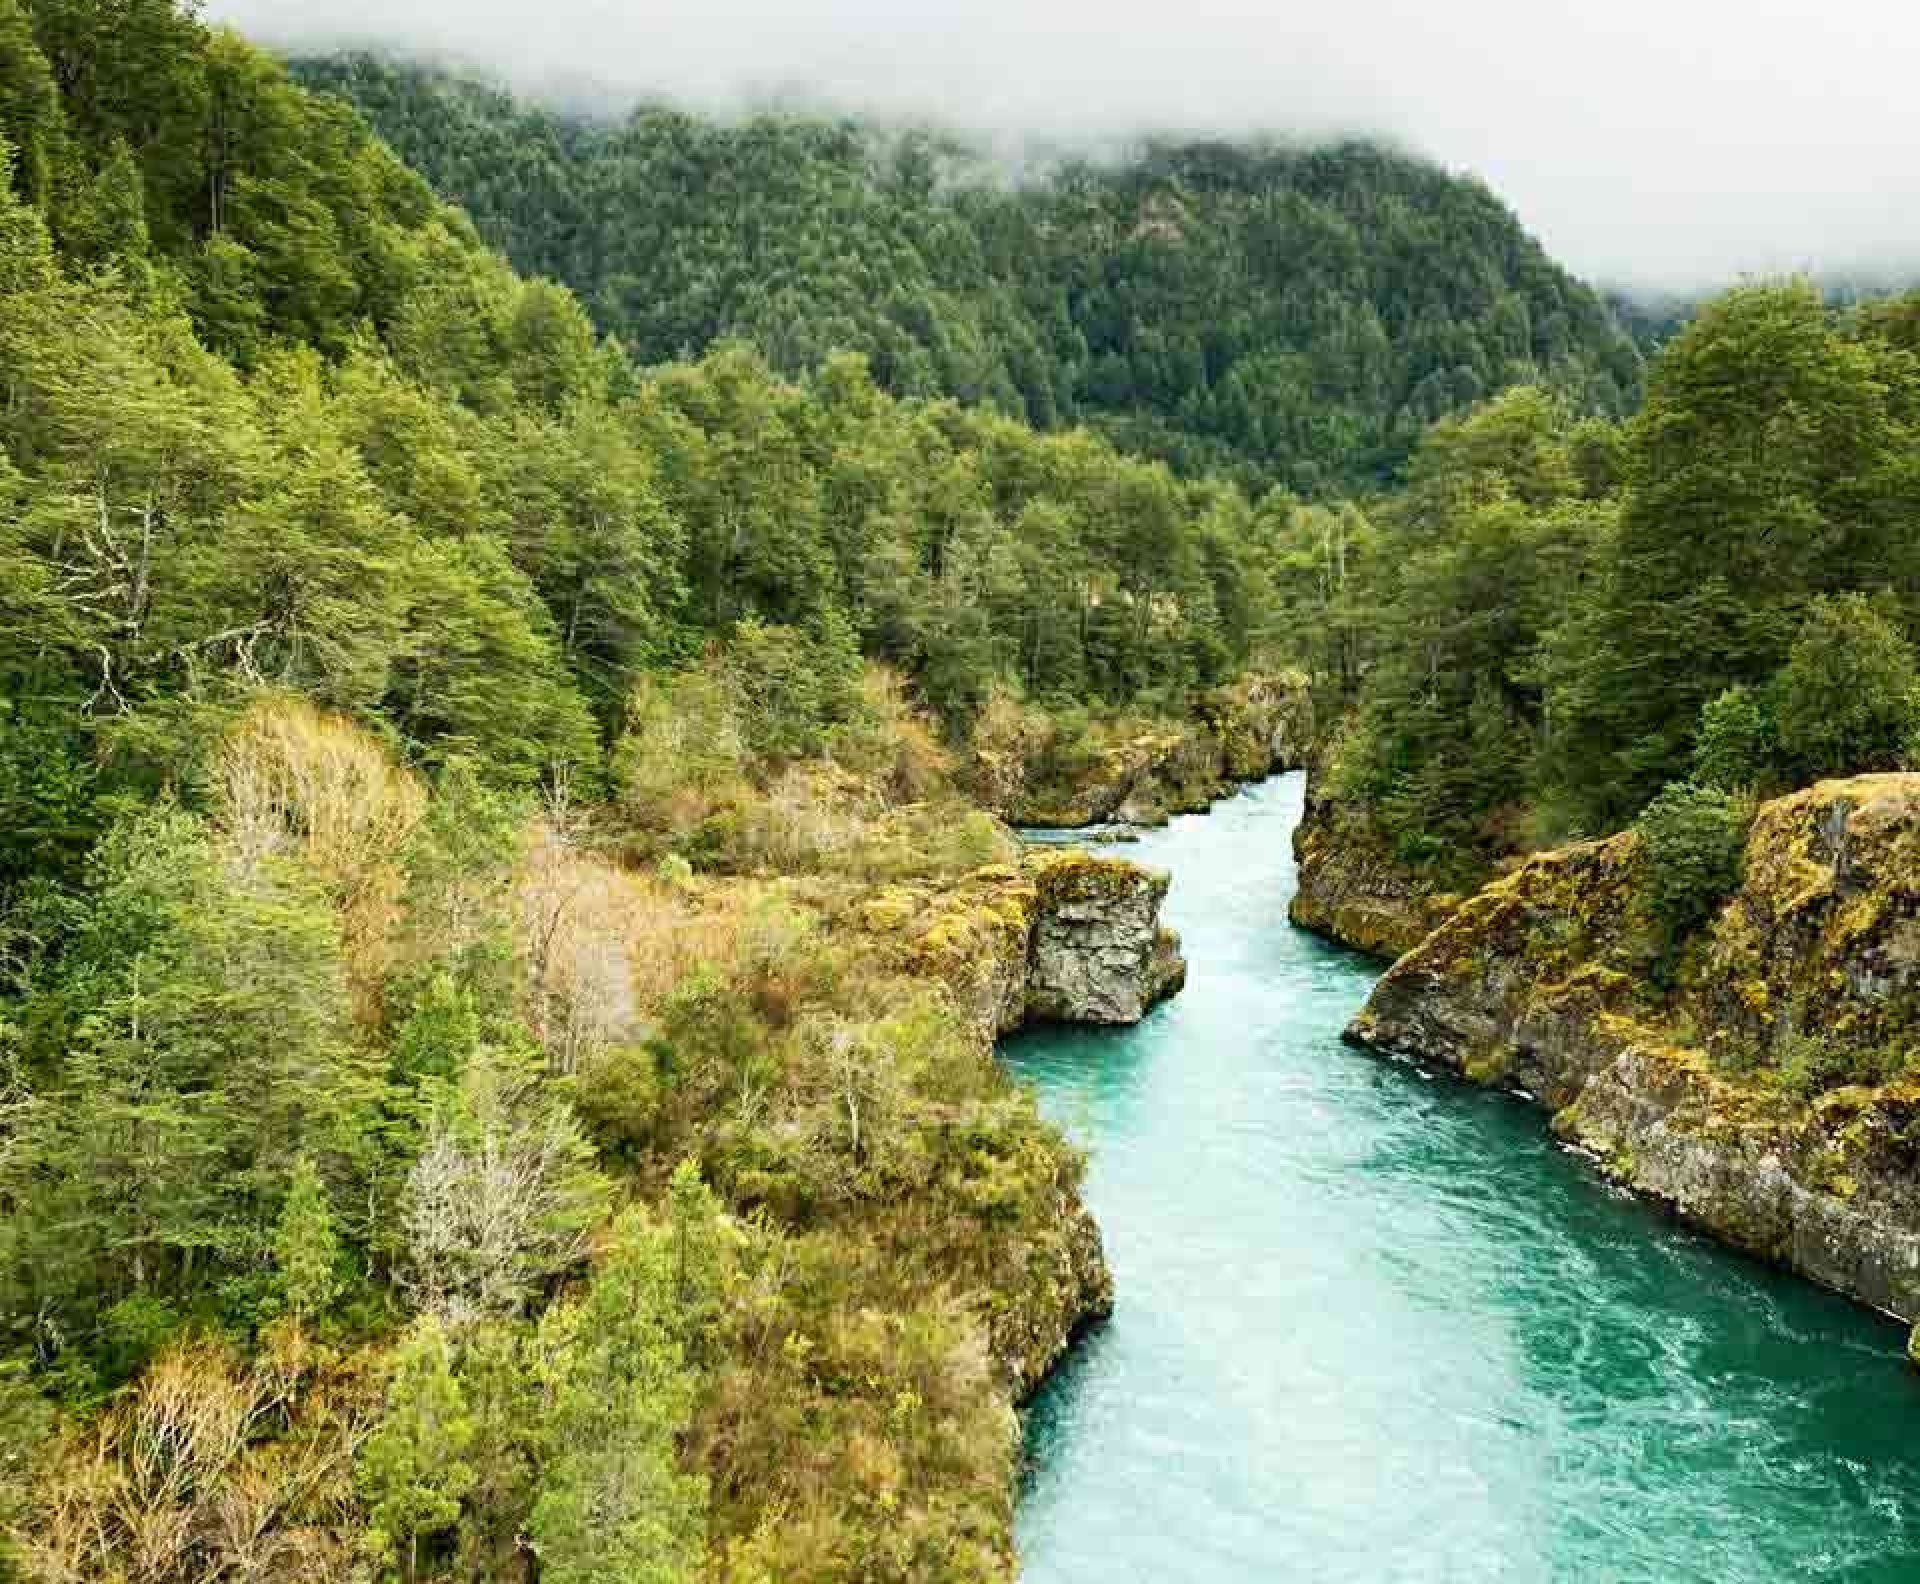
[1004,773,1920,1582]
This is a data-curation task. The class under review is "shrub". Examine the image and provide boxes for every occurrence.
[721,615,863,763]
[1773,594,1920,781]
[516,821,644,1074]
[612,668,747,843]
[825,665,953,802]
[28,1341,367,1583]
[216,693,425,1017]
[965,686,1051,810]
[1634,781,1752,943]
[1691,685,1775,791]
[1769,1033,1911,1100]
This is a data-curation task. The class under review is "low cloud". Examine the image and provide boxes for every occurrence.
[210,0,1920,293]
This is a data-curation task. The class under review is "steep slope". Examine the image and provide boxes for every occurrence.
[1349,775,1920,1330]
[292,54,1643,492]
[0,2,1237,1574]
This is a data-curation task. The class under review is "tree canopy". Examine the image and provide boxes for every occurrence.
[293,54,1644,494]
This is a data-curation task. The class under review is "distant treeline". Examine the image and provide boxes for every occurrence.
[293,54,1644,493]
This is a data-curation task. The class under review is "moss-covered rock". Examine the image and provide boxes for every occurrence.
[1347,774,1920,1322]
[843,847,1183,1398]
[1287,782,1462,959]
[860,850,1187,1038]
[1027,851,1186,1023]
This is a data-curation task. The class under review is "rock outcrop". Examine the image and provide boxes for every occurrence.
[853,846,1185,1391]
[1027,853,1188,1023]
[994,1177,1116,1398]
[1009,671,1313,828]
[1287,780,1461,959]
[1348,774,1920,1325]
[860,849,1186,1040]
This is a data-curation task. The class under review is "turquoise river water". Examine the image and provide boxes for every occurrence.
[1004,774,1920,1582]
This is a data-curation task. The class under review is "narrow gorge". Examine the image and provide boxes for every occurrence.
[1008,775,1920,1579]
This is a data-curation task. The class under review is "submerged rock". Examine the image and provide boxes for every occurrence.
[1347,774,1920,1323]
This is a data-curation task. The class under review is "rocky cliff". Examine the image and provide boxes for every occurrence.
[1008,672,1314,828]
[1348,774,1920,1330]
[861,849,1186,1041]
[854,847,1184,1388]
[1287,777,1461,959]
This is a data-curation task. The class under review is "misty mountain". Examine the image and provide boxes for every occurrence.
[294,53,1643,492]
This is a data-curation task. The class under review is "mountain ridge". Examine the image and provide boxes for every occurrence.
[292,52,1644,492]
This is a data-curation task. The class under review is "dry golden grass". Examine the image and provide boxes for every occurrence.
[830,666,952,804]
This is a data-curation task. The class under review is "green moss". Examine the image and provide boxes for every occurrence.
[1603,1143,1637,1181]
[1462,1047,1511,1086]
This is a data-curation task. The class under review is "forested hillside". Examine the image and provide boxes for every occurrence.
[0,1,1315,1577]
[291,55,1643,493]
[1290,281,1920,971]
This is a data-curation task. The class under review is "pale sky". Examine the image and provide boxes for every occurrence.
[209,0,1920,292]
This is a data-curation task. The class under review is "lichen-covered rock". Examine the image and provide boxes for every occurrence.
[861,863,1041,1038]
[1287,784,1460,959]
[992,1181,1116,1397]
[853,849,1180,1395]
[1028,851,1184,1023]
[1347,774,1920,1322]
[1204,671,1317,783]
[862,850,1187,1038]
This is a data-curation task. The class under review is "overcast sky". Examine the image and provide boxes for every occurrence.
[209,0,1919,293]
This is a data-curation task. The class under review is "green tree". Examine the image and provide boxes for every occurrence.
[1691,685,1775,792]
[1,805,378,1363]
[528,1210,706,1584]
[62,138,149,274]
[1547,282,1920,825]
[359,1315,477,1584]
[1634,781,1752,947]
[0,1,59,205]
[721,615,863,762]
[271,1154,344,1324]
[1773,594,1920,782]
[300,56,1642,492]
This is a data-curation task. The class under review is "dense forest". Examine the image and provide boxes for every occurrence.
[1291,281,1920,958]
[290,55,1643,494]
[0,1,1318,1577]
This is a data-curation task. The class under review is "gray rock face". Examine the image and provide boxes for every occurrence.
[1287,780,1460,960]
[1345,777,1920,1327]
[865,851,1187,1039]
[1027,857,1184,1024]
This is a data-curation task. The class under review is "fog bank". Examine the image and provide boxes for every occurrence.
[209,0,1920,292]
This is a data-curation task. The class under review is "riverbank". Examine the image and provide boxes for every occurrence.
[1286,777,1461,959]
[1348,773,1920,1336]
[986,672,1314,830]
[1009,773,1920,1580]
